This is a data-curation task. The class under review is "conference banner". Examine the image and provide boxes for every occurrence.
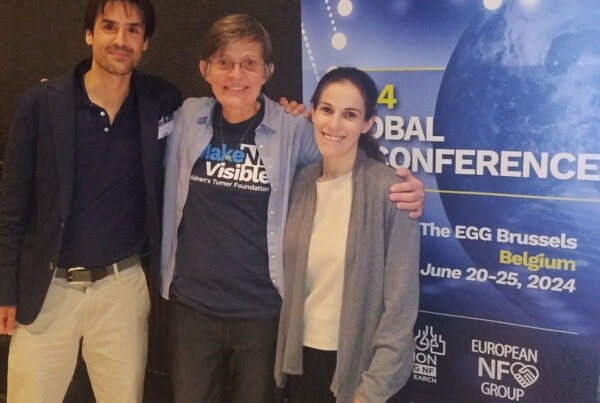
[300,0,600,402]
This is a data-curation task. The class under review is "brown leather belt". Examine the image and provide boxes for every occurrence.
[55,254,140,284]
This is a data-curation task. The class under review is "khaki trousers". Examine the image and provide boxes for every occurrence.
[7,263,150,403]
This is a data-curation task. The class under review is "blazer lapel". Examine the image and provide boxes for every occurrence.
[135,73,159,183]
[48,75,76,220]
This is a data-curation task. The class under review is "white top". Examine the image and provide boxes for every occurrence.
[303,171,353,350]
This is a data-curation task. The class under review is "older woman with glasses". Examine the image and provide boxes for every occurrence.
[161,14,425,403]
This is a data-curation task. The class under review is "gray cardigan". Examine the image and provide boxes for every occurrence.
[275,150,420,403]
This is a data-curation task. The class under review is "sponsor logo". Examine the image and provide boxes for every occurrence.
[472,339,539,401]
[413,325,446,384]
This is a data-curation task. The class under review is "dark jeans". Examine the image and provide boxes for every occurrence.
[288,346,337,403]
[168,298,279,403]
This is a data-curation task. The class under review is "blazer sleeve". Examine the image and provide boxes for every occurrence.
[0,90,39,306]
[355,186,420,403]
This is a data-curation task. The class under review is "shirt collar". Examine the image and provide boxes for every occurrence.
[195,93,277,135]
[73,59,136,111]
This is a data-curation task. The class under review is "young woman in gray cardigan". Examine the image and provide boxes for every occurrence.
[275,68,420,403]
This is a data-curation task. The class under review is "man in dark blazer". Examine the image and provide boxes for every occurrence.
[0,0,180,401]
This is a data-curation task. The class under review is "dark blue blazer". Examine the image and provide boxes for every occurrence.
[0,61,181,324]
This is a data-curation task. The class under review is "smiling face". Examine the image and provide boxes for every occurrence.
[312,81,375,165]
[85,1,148,76]
[200,39,273,122]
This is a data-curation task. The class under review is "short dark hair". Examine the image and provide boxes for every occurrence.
[311,67,383,161]
[84,0,156,39]
[201,14,274,65]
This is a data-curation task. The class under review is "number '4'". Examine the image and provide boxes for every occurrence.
[377,84,397,109]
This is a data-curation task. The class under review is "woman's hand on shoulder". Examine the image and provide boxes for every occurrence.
[389,167,425,219]
[279,97,312,119]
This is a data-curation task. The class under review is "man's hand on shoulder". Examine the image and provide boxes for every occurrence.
[0,306,16,335]
[279,97,311,119]
[390,167,425,219]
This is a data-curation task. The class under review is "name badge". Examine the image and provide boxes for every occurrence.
[158,115,174,139]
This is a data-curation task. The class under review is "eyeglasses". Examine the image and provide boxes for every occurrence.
[208,57,265,73]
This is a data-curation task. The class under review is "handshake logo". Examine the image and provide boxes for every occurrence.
[413,326,447,383]
[511,363,539,388]
[473,339,540,401]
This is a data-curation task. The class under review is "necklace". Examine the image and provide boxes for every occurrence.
[217,108,258,162]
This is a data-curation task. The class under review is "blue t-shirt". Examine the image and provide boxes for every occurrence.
[173,102,281,319]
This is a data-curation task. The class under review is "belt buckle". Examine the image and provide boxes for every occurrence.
[67,267,92,284]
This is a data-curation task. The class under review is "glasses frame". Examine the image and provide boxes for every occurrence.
[208,57,268,74]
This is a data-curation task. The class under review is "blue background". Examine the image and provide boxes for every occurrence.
[302,0,600,401]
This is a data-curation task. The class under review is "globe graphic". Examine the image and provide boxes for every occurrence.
[433,0,600,333]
